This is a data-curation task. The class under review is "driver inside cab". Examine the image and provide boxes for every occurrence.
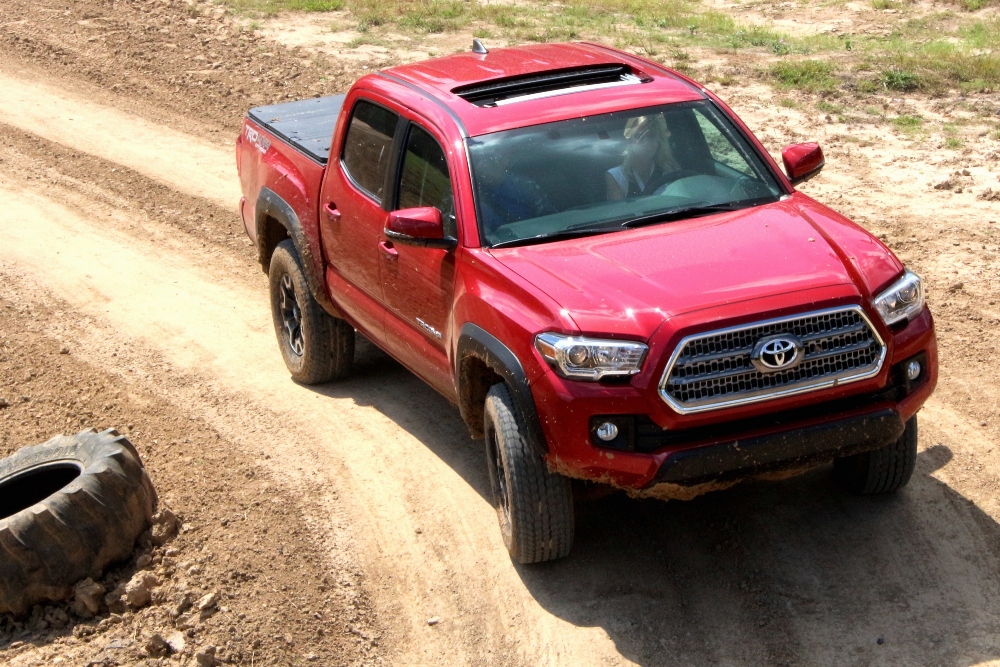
[605,114,681,201]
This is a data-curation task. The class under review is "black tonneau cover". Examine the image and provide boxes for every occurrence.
[247,94,346,164]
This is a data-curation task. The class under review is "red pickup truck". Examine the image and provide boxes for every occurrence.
[237,41,937,563]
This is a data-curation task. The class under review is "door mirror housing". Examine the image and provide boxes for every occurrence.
[385,207,457,250]
[781,142,825,186]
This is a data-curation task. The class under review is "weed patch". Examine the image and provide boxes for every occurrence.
[770,60,838,93]
[224,0,344,14]
[893,114,923,127]
[881,68,921,91]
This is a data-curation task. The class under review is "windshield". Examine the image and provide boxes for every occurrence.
[468,100,784,248]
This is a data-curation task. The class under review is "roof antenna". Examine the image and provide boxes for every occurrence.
[471,39,489,55]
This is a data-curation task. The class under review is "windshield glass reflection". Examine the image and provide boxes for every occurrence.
[468,100,783,248]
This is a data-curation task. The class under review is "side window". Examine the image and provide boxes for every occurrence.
[693,108,755,177]
[397,125,456,238]
[341,100,399,201]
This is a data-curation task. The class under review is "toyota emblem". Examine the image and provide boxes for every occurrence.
[751,335,803,373]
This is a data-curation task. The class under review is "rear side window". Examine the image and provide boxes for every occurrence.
[341,100,399,201]
[397,125,456,237]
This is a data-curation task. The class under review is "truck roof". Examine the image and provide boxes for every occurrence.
[380,42,706,137]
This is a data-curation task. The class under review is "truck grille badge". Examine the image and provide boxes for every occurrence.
[751,335,803,372]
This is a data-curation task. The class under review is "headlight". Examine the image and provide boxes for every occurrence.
[873,270,924,325]
[534,333,648,381]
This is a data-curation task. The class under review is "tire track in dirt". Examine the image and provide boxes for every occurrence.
[4,67,1000,667]
[0,68,240,210]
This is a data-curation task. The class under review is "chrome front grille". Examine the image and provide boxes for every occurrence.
[659,307,886,414]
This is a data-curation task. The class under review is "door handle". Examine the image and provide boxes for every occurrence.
[323,202,341,221]
[378,240,398,259]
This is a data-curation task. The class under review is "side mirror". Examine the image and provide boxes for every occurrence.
[385,207,457,250]
[781,142,825,186]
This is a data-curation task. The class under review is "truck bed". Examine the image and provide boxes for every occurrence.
[247,94,346,164]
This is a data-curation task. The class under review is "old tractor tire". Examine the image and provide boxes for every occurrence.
[0,428,157,615]
[269,239,355,385]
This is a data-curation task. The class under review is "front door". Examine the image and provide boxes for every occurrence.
[319,98,400,341]
[380,122,457,396]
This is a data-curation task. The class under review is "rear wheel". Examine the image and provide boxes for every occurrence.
[268,240,354,384]
[834,416,918,494]
[484,384,574,563]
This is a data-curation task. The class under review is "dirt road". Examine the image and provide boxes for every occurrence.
[1,1,999,665]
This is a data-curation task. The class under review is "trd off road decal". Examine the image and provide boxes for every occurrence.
[245,126,271,154]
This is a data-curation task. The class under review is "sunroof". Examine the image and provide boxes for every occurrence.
[453,64,649,107]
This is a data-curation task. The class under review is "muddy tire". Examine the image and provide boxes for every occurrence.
[484,384,574,564]
[0,428,157,615]
[269,239,354,384]
[834,416,918,495]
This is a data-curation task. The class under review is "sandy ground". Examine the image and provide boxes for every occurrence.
[0,0,999,666]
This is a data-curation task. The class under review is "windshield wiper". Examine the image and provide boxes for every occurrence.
[489,225,616,249]
[620,199,773,229]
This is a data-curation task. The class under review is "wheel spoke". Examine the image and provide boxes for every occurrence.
[278,273,304,357]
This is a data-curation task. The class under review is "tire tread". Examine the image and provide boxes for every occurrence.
[834,416,918,495]
[485,384,573,563]
[0,429,156,615]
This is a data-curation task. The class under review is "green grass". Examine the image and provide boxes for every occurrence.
[769,60,838,93]
[778,97,797,108]
[893,114,923,127]
[344,33,390,48]
[945,136,964,149]
[223,0,343,14]
[881,68,921,91]
[817,100,844,113]
[951,0,1000,10]
[215,0,1000,94]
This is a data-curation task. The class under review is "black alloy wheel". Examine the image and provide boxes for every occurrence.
[268,239,355,384]
[278,272,305,357]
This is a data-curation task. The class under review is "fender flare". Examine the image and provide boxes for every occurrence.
[255,187,340,316]
[456,323,548,456]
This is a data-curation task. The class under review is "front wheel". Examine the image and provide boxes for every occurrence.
[834,415,918,495]
[268,240,354,384]
[484,384,574,563]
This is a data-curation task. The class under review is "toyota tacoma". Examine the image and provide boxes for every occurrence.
[236,41,937,563]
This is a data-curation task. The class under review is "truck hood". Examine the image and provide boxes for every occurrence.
[488,197,887,339]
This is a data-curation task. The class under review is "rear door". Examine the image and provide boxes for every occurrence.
[379,121,458,396]
[319,98,401,341]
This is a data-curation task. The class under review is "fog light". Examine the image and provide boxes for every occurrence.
[595,422,619,442]
[906,359,922,381]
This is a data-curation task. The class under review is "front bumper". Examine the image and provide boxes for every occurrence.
[538,309,937,491]
[647,408,903,487]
